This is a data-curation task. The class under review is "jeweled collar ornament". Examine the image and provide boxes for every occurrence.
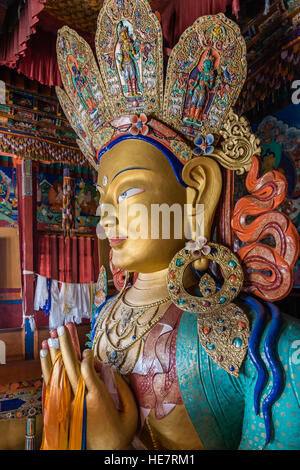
[93,290,171,375]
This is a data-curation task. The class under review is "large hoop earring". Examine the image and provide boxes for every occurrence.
[167,241,250,377]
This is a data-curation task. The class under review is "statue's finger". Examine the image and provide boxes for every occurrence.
[47,337,60,363]
[65,322,81,360]
[80,349,103,395]
[57,325,80,394]
[40,346,52,386]
[113,372,138,433]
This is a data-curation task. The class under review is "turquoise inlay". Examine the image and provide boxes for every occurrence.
[176,258,184,267]
[228,260,237,268]
[233,337,243,348]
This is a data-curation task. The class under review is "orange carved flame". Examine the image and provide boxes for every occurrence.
[232,156,299,301]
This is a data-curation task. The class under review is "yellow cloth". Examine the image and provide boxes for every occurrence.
[41,351,71,450]
[69,375,86,450]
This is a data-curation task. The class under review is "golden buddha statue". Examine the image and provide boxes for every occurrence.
[38,0,300,451]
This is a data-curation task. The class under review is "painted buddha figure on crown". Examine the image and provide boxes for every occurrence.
[39,0,300,451]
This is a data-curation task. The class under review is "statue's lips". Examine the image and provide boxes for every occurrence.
[109,237,127,247]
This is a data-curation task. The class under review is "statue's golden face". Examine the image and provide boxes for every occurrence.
[97,139,187,273]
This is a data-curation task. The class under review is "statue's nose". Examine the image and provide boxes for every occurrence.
[100,215,117,230]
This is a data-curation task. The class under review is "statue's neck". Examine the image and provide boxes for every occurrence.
[124,268,169,306]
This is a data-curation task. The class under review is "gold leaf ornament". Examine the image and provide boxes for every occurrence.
[210,109,262,174]
[167,241,250,376]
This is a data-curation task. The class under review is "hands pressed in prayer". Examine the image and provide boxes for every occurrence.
[40,324,138,450]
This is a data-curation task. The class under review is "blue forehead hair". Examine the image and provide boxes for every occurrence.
[97,134,187,188]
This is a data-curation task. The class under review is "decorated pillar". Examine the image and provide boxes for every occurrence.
[16,158,37,359]
[62,167,75,237]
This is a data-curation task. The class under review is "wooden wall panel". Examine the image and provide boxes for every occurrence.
[0,359,41,384]
[0,328,24,362]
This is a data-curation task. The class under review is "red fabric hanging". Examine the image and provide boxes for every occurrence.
[0,0,46,68]
[153,0,238,48]
[38,234,51,279]
[78,236,86,284]
[50,234,58,280]
[37,233,98,283]
[58,235,65,282]
[16,29,63,87]
[85,237,93,284]
[71,236,78,284]
[64,236,72,283]
[93,237,99,281]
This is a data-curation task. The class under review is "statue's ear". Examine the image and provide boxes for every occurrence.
[182,156,222,241]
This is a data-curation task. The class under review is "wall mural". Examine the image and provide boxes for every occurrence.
[37,171,99,230]
[0,166,18,227]
[75,178,99,230]
[37,172,63,227]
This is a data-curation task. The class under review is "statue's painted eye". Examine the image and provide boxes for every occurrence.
[118,188,144,203]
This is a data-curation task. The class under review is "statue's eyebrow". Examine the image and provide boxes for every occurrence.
[112,167,151,182]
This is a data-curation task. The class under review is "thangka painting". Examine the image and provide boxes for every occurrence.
[75,178,99,230]
[37,172,63,227]
[0,166,18,227]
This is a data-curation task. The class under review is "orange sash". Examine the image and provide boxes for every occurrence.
[40,351,71,450]
[69,375,86,450]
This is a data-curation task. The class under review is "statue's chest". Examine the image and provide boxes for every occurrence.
[94,301,184,420]
[129,304,184,421]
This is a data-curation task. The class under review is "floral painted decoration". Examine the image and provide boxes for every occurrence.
[193,133,215,155]
[129,113,149,136]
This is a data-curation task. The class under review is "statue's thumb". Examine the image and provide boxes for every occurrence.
[80,349,100,393]
[113,372,138,431]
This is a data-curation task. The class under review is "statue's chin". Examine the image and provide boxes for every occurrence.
[111,248,170,274]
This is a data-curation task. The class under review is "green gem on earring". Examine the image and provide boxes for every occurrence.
[233,337,243,348]
[178,299,186,305]
[228,260,237,268]
[219,296,227,304]
[176,258,184,267]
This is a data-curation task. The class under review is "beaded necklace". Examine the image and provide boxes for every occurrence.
[93,289,171,374]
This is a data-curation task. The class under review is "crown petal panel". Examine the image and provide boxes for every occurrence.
[56,26,111,139]
[163,14,247,141]
[95,0,164,120]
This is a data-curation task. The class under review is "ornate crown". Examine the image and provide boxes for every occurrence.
[55,0,261,174]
